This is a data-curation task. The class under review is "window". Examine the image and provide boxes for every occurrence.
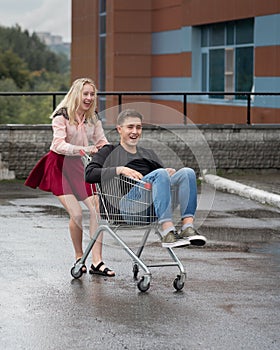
[201,19,254,100]
[99,0,106,112]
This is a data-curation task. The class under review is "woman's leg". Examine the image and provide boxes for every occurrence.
[83,195,115,276]
[58,194,84,260]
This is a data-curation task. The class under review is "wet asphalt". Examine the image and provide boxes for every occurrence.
[0,180,279,350]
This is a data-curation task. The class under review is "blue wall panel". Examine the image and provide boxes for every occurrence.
[152,27,192,55]
[151,77,192,101]
[255,14,280,47]
[254,77,280,108]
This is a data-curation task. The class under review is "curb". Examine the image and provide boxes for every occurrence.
[203,173,280,210]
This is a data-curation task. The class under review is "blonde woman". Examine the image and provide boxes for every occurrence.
[25,78,115,277]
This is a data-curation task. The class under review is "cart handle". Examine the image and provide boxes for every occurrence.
[120,175,152,190]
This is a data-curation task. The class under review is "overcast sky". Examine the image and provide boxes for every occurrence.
[0,0,71,42]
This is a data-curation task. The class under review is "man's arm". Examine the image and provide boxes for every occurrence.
[85,145,116,183]
[85,144,143,183]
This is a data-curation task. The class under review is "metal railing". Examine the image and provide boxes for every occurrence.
[0,91,279,125]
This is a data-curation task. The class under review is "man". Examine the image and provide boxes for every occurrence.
[85,109,206,248]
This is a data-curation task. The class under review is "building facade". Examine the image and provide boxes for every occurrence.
[71,0,280,124]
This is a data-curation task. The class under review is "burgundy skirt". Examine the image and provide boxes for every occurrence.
[24,151,96,201]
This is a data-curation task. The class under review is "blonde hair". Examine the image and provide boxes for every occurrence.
[51,78,98,124]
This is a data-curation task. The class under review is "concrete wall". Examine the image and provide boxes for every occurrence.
[0,124,279,180]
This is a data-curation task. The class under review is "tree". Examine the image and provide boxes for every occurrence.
[0,24,70,124]
[0,50,30,88]
[0,25,62,73]
[0,78,21,124]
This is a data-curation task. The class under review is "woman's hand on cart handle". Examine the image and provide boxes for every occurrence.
[116,166,143,180]
[83,145,98,155]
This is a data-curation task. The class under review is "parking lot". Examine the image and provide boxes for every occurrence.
[0,181,279,350]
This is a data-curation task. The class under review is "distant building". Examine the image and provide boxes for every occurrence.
[36,32,71,59]
[36,32,63,46]
[71,0,280,124]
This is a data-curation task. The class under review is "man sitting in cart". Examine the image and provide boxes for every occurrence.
[85,109,207,249]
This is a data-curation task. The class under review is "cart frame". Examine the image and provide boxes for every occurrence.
[71,175,186,292]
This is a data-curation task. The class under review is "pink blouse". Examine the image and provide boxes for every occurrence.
[50,115,108,156]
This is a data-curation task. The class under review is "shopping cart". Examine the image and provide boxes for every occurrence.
[71,154,186,292]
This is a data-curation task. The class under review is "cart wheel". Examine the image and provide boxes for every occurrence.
[173,276,185,291]
[71,266,83,279]
[133,264,139,280]
[137,277,150,292]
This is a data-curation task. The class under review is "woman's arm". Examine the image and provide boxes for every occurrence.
[50,116,73,155]
[50,116,87,155]
[50,116,108,156]
[93,119,109,150]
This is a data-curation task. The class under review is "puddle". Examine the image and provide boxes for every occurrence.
[250,241,280,256]
[19,204,69,217]
[250,241,280,268]
[227,209,280,219]
[206,209,280,219]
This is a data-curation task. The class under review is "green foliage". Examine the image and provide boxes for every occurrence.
[0,25,61,73]
[0,50,30,88]
[0,24,70,124]
[0,79,21,123]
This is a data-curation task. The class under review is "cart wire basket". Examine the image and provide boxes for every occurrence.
[71,173,186,292]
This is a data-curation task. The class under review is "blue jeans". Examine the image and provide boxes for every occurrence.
[120,168,197,225]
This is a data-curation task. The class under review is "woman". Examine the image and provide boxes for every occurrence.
[25,77,115,277]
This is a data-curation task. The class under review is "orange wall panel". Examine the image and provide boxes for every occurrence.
[115,55,151,77]
[188,104,247,124]
[106,1,116,91]
[152,53,191,77]
[255,46,280,77]
[181,0,280,27]
[147,101,248,124]
[114,0,151,11]
[104,99,280,125]
[152,0,182,9]
[151,0,280,32]
[114,33,151,54]
[114,11,151,33]
[251,107,280,123]
[114,77,151,91]
[71,0,98,82]
[106,1,152,92]
[152,2,183,32]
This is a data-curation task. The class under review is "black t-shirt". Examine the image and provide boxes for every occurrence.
[85,144,163,183]
[126,151,161,176]
[85,144,163,222]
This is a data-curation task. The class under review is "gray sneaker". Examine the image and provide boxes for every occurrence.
[161,230,190,248]
[179,226,207,246]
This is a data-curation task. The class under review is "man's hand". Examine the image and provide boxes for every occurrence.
[166,168,176,176]
[116,166,143,180]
